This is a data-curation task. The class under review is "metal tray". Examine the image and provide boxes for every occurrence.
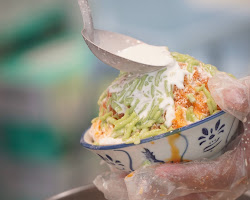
[47,185,250,200]
[47,185,106,200]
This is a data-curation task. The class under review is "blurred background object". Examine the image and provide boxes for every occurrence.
[0,0,249,200]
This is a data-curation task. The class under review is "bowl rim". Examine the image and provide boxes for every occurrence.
[80,110,226,150]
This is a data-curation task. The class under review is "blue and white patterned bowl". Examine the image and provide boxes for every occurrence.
[81,111,239,172]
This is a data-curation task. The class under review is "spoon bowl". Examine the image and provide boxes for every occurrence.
[79,0,167,73]
[81,29,165,73]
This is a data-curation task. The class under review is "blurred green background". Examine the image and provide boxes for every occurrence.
[0,0,249,200]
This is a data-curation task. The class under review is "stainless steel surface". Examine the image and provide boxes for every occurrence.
[46,185,250,200]
[78,0,165,73]
[46,185,106,200]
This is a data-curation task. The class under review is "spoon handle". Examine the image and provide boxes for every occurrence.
[78,0,94,41]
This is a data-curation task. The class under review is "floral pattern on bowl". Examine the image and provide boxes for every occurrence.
[81,111,239,172]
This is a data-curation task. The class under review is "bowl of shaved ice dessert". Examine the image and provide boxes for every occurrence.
[81,51,239,172]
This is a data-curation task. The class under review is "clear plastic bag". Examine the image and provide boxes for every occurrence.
[94,73,250,200]
[94,167,128,200]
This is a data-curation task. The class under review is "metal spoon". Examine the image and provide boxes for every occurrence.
[78,0,166,73]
